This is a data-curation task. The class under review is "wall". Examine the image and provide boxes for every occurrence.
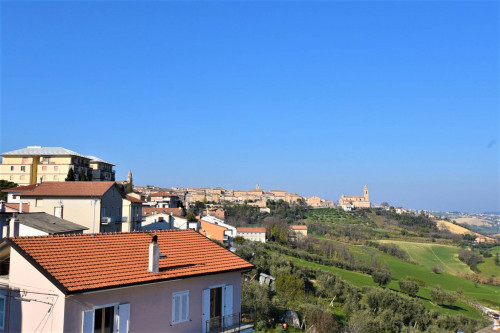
[199,221,227,241]
[100,186,124,233]
[23,197,102,233]
[4,248,66,332]
[238,232,266,243]
[63,271,242,333]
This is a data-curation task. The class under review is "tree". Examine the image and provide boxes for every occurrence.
[65,168,76,181]
[241,281,271,323]
[186,213,197,222]
[458,249,482,271]
[78,169,87,181]
[125,182,134,193]
[398,279,419,297]
[371,269,392,287]
[0,180,17,201]
[275,274,304,309]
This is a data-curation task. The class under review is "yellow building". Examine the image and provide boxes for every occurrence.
[87,155,116,181]
[0,146,113,185]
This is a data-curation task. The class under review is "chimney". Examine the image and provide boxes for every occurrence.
[0,201,5,213]
[148,235,160,273]
[9,214,20,237]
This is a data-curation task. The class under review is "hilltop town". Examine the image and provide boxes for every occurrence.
[0,145,498,333]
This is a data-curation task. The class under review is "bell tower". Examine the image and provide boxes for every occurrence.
[364,185,369,201]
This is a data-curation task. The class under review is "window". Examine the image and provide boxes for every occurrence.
[21,166,25,172]
[54,166,58,171]
[54,175,59,181]
[0,295,5,329]
[42,166,47,171]
[20,175,25,181]
[36,199,43,207]
[10,166,13,171]
[172,290,189,324]
[82,303,130,333]
[22,157,28,164]
[9,176,13,181]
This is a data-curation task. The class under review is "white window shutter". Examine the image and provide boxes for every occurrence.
[224,285,233,326]
[202,289,210,333]
[118,303,130,333]
[82,310,94,333]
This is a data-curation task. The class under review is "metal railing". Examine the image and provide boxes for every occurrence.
[205,313,246,333]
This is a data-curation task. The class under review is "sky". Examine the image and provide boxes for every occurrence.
[0,1,498,213]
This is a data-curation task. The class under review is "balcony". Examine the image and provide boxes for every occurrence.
[205,313,254,333]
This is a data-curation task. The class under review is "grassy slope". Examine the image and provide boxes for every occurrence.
[283,254,484,319]
[477,246,500,277]
[377,240,473,275]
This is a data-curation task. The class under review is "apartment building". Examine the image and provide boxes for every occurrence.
[87,155,116,181]
[0,146,115,185]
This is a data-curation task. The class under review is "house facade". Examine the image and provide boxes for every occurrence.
[0,230,253,332]
[18,182,123,233]
[236,227,266,243]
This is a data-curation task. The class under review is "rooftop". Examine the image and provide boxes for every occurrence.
[142,207,183,217]
[86,155,115,166]
[19,181,116,198]
[125,195,145,203]
[15,212,88,234]
[149,191,177,197]
[2,184,38,193]
[237,227,266,233]
[291,225,308,230]
[1,146,87,158]
[5,230,254,294]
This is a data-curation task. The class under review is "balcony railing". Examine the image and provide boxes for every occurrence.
[205,312,253,333]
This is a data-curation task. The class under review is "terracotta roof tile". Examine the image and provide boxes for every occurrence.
[19,182,116,197]
[2,184,38,193]
[149,191,177,197]
[7,230,253,294]
[237,227,266,233]
[291,225,308,230]
[142,207,183,217]
[125,195,144,203]
[4,203,30,212]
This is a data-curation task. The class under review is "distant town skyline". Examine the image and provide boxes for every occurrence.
[1,1,498,213]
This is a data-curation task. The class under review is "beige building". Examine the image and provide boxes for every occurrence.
[237,227,266,243]
[307,196,322,207]
[122,195,144,232]
[18,181,124,233]
[0,146,115,185]
[87,155,116,181]
[290,225,308,237]
[339,185,371,208]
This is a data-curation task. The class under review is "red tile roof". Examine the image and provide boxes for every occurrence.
[149,191,177,197]
[2,184,38,193]
[19,182,116,197]
[291,225,308,230]
[125,195,144,203]
[237,227,266,233]
[142,207,183,217]
[6,230,253,294]
[4,203,30,212]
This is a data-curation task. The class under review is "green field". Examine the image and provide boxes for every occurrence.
[284,254,485,319]
[377,240,473,275]
[477,246,500,277]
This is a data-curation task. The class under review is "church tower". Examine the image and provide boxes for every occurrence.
[364,185,369,201]
[127,170,133,185]
[256,184,260,190]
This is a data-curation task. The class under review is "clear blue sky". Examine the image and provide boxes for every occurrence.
[1,1,498,212]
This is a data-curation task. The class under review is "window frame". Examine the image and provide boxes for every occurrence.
[171,290,189,324]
